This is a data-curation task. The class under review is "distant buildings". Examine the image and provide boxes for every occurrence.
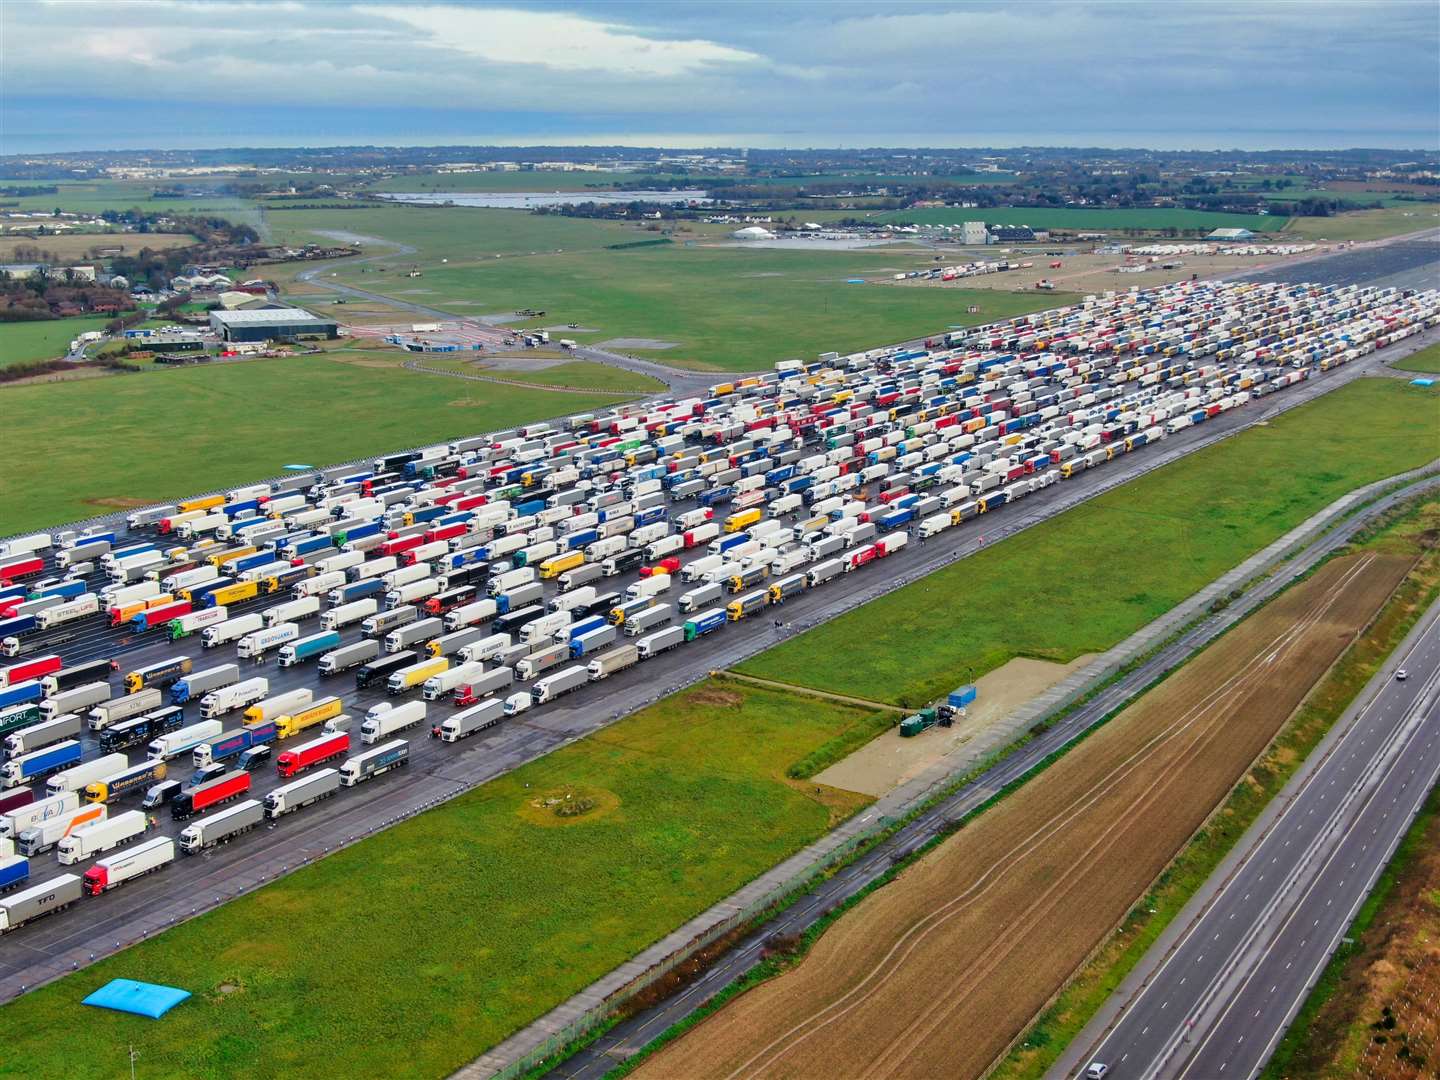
[209,306,338,342]
[171,271,232,292]
[731,226,777,241]
[1206,227,1256,241]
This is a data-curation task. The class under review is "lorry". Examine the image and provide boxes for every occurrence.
[354,651,417,690]
[275,731,349,778]
[339,740,409,787]
[425,626,489,659]
[148,719,224,761]
[683,608,727,641]
[452,667,514,706]
[318,639,380,676]
[635,625,685,659]
[362,606,417,638]
[623,604,672,637]
[570,625,617,658]
[1,790,75,839]
[171,770,251,820]
[56,809,148,865]
[88,688,163,731]
[236,622,299,659]
[531,666,588,705]
[199,677,269,720]
[263,595,321,628]
[40,658,114,697]
[433,699,505,742]
[322,598,378,631]
[0,654,61,688]
[46,752,129,797]
[169,663,239,705]
[274,696,343,739]
[83,758,167,804]
[263,768,341,818]
[193,723,277,768]
[81,835,174,894]
[123,656,193,694]
[277,630,342,668]
[0,874,83,934]
[177,799,263,852]
[0,855,28,893]
[100,708,183,754]
[2,740,83,788]
[588,645,639,681]
[241,688,312,727]
[422,661,484,701]
[167,606,228,640]
[15,802,107,856]
[4,713,83,758]
[360,701,426,744]
[201,612,263,648]
[384,617,443,654]
[457,633,512,665]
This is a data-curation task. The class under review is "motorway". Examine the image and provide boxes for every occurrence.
[1053,571,1440,1079]
[1,324,1437,1001]
[543,457,1440,1080]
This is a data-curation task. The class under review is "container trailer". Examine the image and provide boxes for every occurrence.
[177,799,262,852]
[263,769,341,817]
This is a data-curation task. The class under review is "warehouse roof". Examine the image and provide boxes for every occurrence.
[209,307,334,326]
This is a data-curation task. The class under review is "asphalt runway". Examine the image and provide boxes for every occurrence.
[3,330,1431,998]
[1234,234,1439,291]
[1056,594,1440,1080]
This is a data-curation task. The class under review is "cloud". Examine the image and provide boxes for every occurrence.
[1,1,1435,148]
[367,5,761,76]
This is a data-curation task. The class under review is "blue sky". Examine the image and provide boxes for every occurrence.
[3,1,1437,152]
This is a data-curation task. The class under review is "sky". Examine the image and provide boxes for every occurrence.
[3,0,1438,153]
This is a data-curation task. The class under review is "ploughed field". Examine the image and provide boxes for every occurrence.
[637,550,1412,1080]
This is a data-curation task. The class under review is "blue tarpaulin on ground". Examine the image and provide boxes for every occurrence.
[1411,378,1435,387]
[82,979,191,1019]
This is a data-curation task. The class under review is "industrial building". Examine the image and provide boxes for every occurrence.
[1207,227,1257,242]
[209,307,339,343]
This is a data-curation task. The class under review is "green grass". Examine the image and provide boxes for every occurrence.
[412,355,666,393]
[1,180,260,227]
[0,681,880,1080]
[0,316,113,367]
[1394,343,1440,374]
[265,204,635,259]
[868,206,1283,232]
[1281,205,1440,242]
[738,378,1440,706]
[996,497,1440,1080]
[0,354,633,531]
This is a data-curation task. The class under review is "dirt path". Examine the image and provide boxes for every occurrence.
[720,672,905,714]
[634,552,1413,1080]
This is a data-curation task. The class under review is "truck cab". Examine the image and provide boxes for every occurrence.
[141,780,182,810]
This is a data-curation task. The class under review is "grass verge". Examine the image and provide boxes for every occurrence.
[737,378,1440,707]
[989,496,1440,1080]
[0,680,883,1080]
[1393,341,1440,375]
[0,316,114,367]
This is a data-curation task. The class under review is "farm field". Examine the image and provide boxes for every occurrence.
[870,205,1283,232]
[1,180,260,226]
[639,551,1412,1080]
[1281,205,1440,242]
[737,377,1440,707]
[0,231,195,263]
[1394,342,1440,374]
[0,681,881,1080]
[0,353,633,530]
[0,316,112,366]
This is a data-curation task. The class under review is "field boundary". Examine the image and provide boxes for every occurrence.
[719,672,906,713]
[458,462,1440,1080]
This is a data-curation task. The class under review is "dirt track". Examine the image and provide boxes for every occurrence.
[635,552,1413,1080]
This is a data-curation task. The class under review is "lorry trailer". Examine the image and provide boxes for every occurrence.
[339,740,409,786]
[263,769,341,818]
[0,873,82,934]
[171,770,251,820]
[56,809,148,865]
[177,799,263,853]
[81,835,174,894]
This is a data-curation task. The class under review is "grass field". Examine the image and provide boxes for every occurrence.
[868,206,1283,232]
[417,357,666,393]
[0,681,880,1080]
[1280,205,1440,242]
[737,378,1440,707]
[0,354,633,530]
[266,205,1070,371]
[0,316,112,367]
[0,231,195,263]
[1393,342,1440,374]
[1,180,260,227]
